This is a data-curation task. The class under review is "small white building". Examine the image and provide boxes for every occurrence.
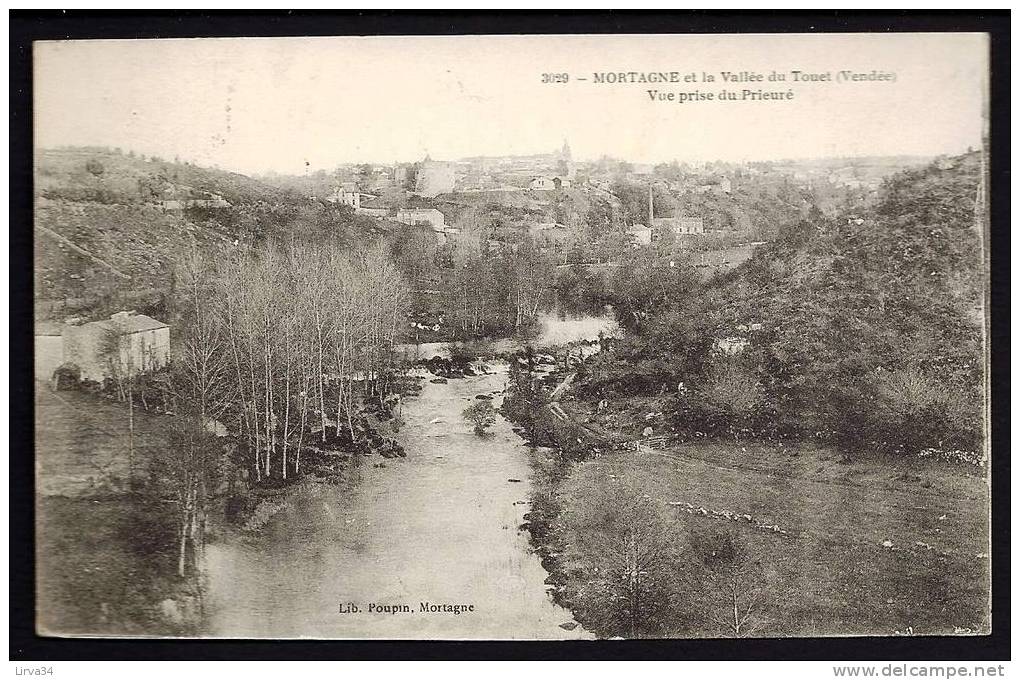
[35,322,65,381]
[395,208,446,230]
[652,216,705,237]
[530,176,571,191]
[330,189,361,209]
[41,312,172,383]
[625,223,653,246]
[676,217,705,235]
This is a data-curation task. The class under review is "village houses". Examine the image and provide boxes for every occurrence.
[413,157,457,197]
[529,176,572,191]
[395,207,445,230]
[647,185,705,237]
[394,208,460,245]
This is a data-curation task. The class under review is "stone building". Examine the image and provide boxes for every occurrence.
[35,312,171,383]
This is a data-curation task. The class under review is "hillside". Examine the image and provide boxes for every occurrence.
[36,147,302,207]
[34,148,397,321]
[584,150,986,458]
[502,150,990,639]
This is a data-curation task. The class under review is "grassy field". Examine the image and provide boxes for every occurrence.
[35,385,169,497]
[551,442,989,637]
[34,384,197,636]
[36,495,199,636]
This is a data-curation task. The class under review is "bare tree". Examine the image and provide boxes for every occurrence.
[206,239,410,482]
[692,528,771,638]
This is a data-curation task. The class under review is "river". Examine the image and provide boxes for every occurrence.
[202,311,616,639]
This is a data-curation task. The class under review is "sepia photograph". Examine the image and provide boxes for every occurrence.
[26,28,994,644]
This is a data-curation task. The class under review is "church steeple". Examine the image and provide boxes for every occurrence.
[557,139,575,180]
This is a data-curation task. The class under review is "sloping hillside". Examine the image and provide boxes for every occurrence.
[36,147,301,207]
[34,148,394,320]
[584,151,986,458]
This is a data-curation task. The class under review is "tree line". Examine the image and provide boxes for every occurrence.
[111,240,410,576]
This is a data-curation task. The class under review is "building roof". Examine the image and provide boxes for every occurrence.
[119,315,169,333]
[94,313,169,334]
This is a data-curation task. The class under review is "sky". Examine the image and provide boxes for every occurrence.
[34,33,988,176]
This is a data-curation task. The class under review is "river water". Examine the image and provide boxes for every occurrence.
[396,309,620,361]
[202,311,615,639]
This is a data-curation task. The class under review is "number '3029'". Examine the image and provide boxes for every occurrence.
[541,73,570,84]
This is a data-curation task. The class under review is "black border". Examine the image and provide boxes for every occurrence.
[9,10,1011,662]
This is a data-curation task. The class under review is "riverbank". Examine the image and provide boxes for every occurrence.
[33,376,422,636]
[501,369,990,638]
[203,365,590,639]
[34,386,201,635]
[36,494,204,636]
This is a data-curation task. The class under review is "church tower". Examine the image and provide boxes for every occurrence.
[558,139,575,179]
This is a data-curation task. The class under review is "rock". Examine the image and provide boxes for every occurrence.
[642,426,653,437]
[475,394,493,400]
[559,621,579,631]
[882,540,894,548]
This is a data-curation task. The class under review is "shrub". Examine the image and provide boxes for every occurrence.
[462,401,496,436]
[686,525,772,637]
[871,367,983,454]
[672,361,772,441]
[562,465,689,638]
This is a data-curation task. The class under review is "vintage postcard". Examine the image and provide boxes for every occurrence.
[32,32,990,640]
